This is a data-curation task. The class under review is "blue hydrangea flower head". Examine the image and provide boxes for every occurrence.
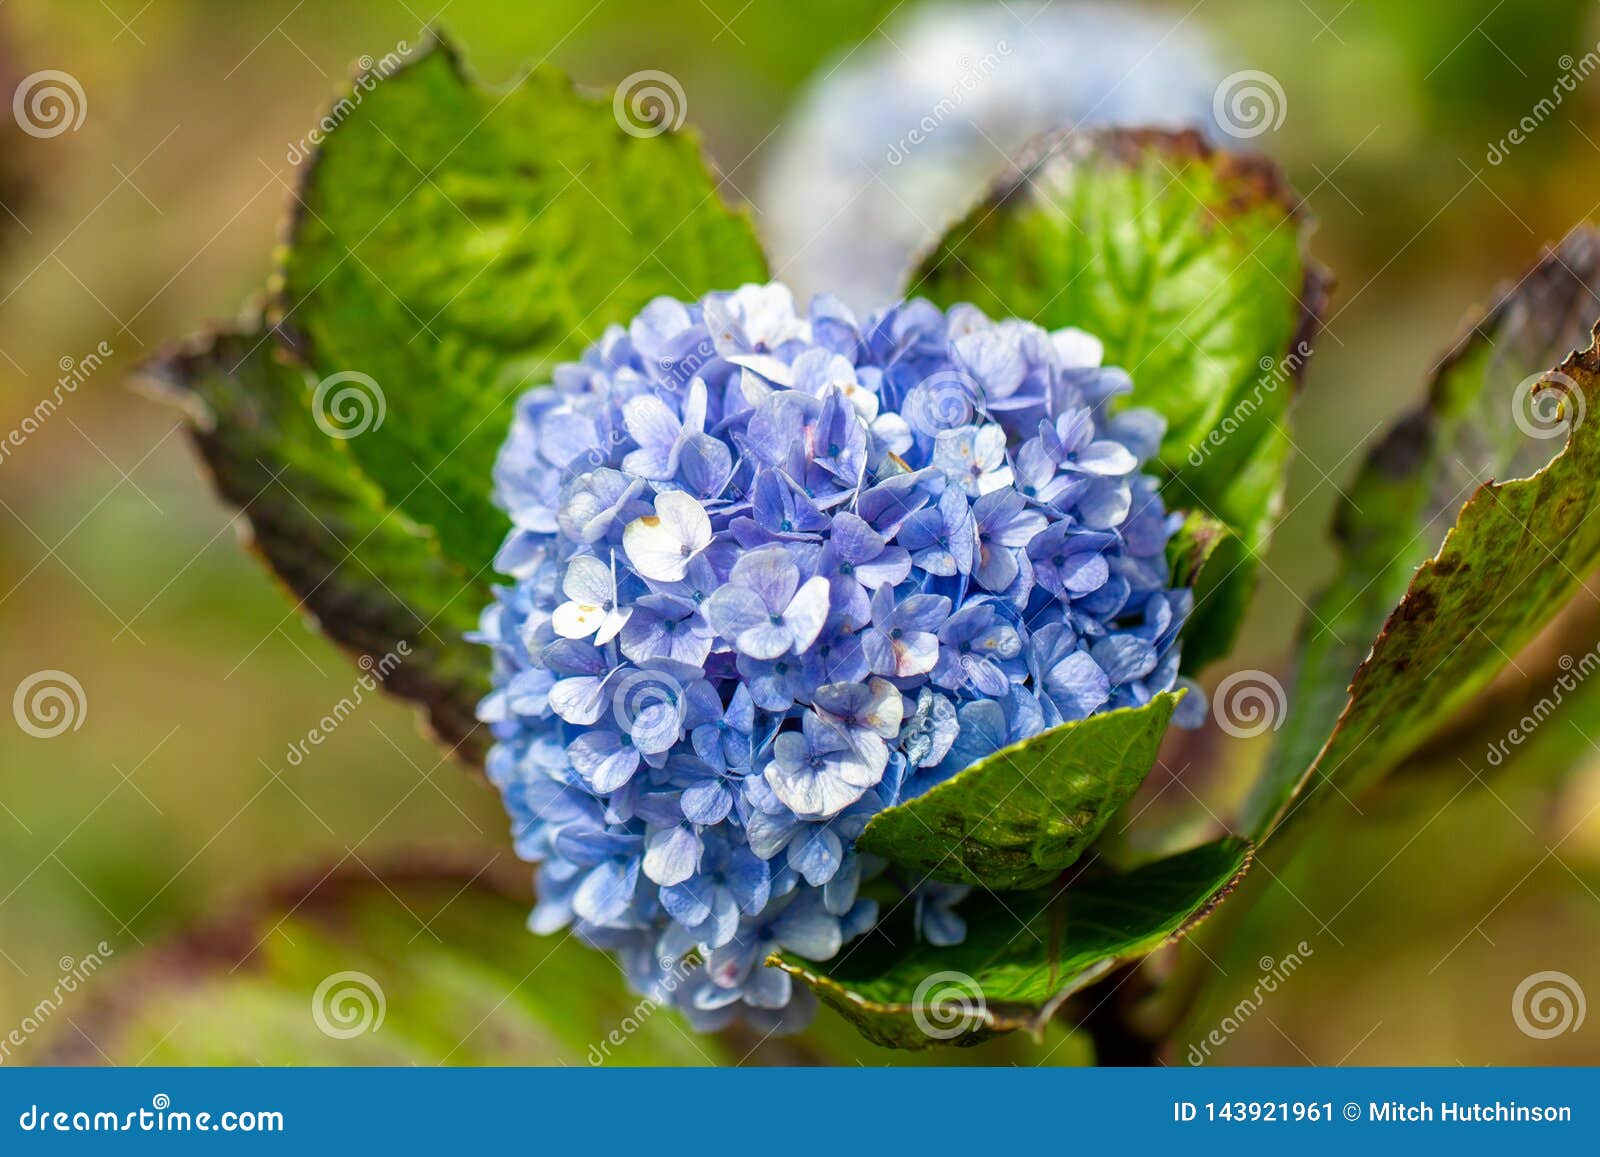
[474,282,1202,1030]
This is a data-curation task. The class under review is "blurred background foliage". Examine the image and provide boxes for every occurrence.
[1,0,1598,1064]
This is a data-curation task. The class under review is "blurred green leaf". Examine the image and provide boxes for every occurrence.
[140,325,489,757]
[280,33,768,569]
[1253,230,1600,832]
[859,694,1180,890]
[1247,231,1600,838]
[43,861,727,1065]
[910,128,1326,670]
[776,837,1252,1050]
[41,857,1101,1066]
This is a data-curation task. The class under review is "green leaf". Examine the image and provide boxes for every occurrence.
[139,323,489,758]
[279,34,768,570]
[858,694,1180,889]
[1167,511,1249,672]
[148,35,768,750]
[42,860,730,1065]
[775,837,1252,1050]
[910,128,1326,667]
[1247,230,1600,837]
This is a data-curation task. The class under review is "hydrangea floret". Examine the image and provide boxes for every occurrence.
[473,282,1203,1030]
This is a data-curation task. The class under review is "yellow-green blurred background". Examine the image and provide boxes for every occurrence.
[1,0,1598,1064]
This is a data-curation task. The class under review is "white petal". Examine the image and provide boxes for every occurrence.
[623,491,712,582]
[552,601,603,639]
[594,605,633,648]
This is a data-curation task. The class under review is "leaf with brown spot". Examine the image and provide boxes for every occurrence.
[1248,229,1600,836]
[138,322,490,759]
